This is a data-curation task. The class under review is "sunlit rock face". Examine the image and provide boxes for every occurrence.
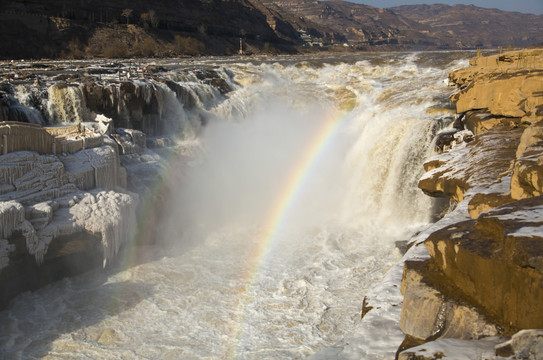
[449,49,543,120]
[425,196,543,332]
[401,49,543,357]
[400,257,499,341]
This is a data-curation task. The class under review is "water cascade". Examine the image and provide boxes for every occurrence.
[0,52,470,359]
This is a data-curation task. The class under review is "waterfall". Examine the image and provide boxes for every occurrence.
[0,52,470,360]
[47,82,94,124]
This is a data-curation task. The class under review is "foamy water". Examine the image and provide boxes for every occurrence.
[0,52,470,359]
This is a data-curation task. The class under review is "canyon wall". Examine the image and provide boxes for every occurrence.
[398,49,543,358]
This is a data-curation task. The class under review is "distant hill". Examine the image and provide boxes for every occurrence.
[391,4,543,48]
[261,0,457,49]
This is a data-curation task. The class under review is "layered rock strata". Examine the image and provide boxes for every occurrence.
[399,49,543,358]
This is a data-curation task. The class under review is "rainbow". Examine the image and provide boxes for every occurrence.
[228,108,348,358]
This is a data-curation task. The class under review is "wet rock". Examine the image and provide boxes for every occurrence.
[194,69,233,94]
[494,339,514,357]
[82,80,167,135]
[500,329,543,359]
[434,129,474,154]
[111,128,146,155]
[433,130,457,154]
[0,91,10,122]
[163,79,200,109]
[0,230,103,310]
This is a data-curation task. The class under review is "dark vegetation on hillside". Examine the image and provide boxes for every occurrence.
[1,0,542,60]
[0,0,305,59]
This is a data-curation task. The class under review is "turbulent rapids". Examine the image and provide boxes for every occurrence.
[0,52,469,359]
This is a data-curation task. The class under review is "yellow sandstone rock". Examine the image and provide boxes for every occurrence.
[403,49,543,355]
[450,49,543,121]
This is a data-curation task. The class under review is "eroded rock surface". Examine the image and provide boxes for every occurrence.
[401,49,543,357]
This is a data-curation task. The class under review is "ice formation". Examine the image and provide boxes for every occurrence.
[0,141,138,269]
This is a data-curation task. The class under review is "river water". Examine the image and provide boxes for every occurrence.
[0,51,470,359]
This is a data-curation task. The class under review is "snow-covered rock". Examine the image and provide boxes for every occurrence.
[0,142,139,308]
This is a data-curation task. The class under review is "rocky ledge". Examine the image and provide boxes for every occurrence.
[0,122,147,309]
[398,49,543,359]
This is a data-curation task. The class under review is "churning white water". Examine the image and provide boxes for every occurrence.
[0,52,469,359]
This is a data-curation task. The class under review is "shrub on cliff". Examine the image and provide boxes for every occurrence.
[173,35,205,56]
[134,37,158,57]
[102,39,129,58]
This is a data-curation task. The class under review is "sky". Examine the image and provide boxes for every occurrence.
[350,0,543,15]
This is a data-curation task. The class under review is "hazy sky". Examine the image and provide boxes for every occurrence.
[350,0,543,15]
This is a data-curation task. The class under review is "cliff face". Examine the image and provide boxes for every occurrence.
[0,0,300,59]
[398,49,543,358]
